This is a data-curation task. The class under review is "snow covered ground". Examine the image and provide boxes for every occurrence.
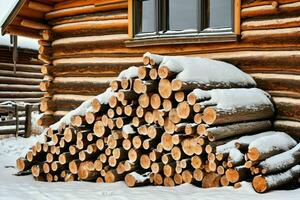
[0,137,299,200]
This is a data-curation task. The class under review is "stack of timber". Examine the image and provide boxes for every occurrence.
[0,46,43,103]
[16,53,300,192]
[23,0,299,140]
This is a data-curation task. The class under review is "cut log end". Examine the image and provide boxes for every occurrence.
[158,79,172,99]
[202,107,217,125]
[248,147,260,162]
[252,176,268,193]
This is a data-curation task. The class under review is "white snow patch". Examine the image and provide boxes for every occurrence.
[249,132,297,154]
[117,66,139,80]
[144,53,256,87]
[129,171,151,183]
[143,52,164,65]
[259,143,300,174]
[228,148,244,164]
[50,88,115,130]
[191,88,273,110]
[217,131,280,154]
[122,124,136,134]
[266,165,300,188]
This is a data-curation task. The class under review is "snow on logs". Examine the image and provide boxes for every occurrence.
[18,53,299,193]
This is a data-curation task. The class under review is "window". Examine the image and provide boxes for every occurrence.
[130,0,237,45]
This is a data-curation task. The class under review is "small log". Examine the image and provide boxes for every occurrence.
[226,166,250,183]
[158,79,172,99]
[125,171,151,187]
[202,173,221,188]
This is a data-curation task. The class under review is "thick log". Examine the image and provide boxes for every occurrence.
[49,10,127,26]
[0,70,43,79]
[247,132,297,162]
[5,25,43,39]
[172,79,254,92]
[52,19,127,33]
[242,27,300,42]
[202,105,274,125]
[46,1,128,20]
[28,1,53,12]
[52,57,141,69]
[241,2,300,18]
[0,76,41,85]
[252,165,300,193]
[273,97,300,122]
[242,16,300,31]
[43,77,111,95]
[252,73,300,94]
[258,143,300,174]
[274,120,300,139]
[0,84,40,92]
[21,19,50,30]
[207,120,272,141]
[0,63,41,73]
[0,92,43,98]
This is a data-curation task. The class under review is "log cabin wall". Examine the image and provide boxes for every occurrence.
[0,46,43,103]
[33,0,299,138]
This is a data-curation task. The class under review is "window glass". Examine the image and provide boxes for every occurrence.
[168,0,198,31]
[139,0,156,33]
[209,0,232,28]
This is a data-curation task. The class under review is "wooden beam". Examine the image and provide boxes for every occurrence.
[28,1,53,12]
[234,0,241,35]
[21,19,50,30]
[128,0,133,38]
[5,25,43,40]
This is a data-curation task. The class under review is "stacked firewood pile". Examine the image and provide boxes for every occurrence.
[16,53,300,193]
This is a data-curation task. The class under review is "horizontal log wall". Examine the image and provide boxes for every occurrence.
[37,0,300,138]
[0,47,43,103]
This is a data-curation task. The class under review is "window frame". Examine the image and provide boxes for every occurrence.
[127,0,241,47]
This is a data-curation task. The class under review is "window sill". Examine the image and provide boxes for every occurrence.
[125,33,238,47]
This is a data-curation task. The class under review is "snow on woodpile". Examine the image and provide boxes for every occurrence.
[191,88,273,110]
[117,66,139,80]
[143,52,256,88]
[258,143,300,174]
[122,124,136,134]
[228,148,244,164]
[265,165,300,188]
[248,132,297,155]
[216,131,282,154]
[50,88,115,130]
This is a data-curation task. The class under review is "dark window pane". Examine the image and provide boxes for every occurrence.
[136,0,156,33]
[209,0,232,28]
[168,0,198,31]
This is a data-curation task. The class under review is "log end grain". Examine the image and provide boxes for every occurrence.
[252,176,268,193]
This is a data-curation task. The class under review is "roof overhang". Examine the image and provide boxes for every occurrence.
[1,0,27,35]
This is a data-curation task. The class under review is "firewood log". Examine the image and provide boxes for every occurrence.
[125,171,151,187]
[252,165,300,193]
